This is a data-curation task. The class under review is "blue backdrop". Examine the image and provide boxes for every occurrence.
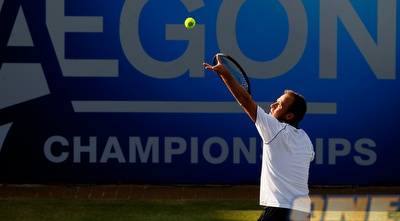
[0,0,398,185]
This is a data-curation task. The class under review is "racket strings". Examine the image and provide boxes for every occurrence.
[237,75,249,91]
[213,53,251,94]
[224,59,249,92]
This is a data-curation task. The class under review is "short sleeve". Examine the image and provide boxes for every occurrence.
[255,106,286,144]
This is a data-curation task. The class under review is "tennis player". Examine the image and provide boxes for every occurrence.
[203,54,315,221]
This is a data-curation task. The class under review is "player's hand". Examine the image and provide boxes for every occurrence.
[203,53,229,75]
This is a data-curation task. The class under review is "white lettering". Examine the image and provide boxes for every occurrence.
[329,138,351,165]
[164,137,187,163]
[320,0,396,79]
[44,136,69,163]
[120,0,205,79]
[354,138,377,166]
[233,137,256,164]
[315,138,324,164]
[73,136,97,163]
[315,138,377,166]
[3,0,395,85]
[43,136,378,167]
[217,0,307,79]
[203,137,229,164]
[100,137,126,163]
[129,137,159,163]
[191,137,199,164]
[46,0,118,77]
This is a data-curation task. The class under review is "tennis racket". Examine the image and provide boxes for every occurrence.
[213,53,251,95]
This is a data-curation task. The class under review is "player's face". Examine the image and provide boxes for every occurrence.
[269,94,294,122]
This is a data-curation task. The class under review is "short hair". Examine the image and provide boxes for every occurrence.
[284,90,307,128]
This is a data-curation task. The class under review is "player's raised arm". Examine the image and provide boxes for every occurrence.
[203,54,257,122]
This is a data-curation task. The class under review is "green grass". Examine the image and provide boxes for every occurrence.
[0,199,261,221]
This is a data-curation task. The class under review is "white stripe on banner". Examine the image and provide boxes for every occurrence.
[0,123,13,153]
[72,101,337,114]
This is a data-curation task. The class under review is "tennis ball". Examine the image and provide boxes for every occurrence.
[184,17,196,29]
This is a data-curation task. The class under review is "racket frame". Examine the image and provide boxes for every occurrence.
[212,53,251,95]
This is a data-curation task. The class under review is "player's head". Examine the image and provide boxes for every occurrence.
[284,90,307,128]
[269,90,307,128]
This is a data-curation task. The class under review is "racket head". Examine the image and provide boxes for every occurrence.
[213,53,251,95]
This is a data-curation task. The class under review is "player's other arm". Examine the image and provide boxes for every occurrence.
[203,54,257,122]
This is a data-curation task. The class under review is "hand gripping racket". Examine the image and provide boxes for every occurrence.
[213,53,251,95]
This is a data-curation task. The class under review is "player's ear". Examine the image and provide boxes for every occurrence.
[285,112,294,121]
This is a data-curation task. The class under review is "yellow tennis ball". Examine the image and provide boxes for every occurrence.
[184,17,196,29]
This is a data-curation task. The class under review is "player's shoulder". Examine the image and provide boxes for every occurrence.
[288,125,311,140]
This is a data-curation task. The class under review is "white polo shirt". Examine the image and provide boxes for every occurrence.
[255,106,315,213]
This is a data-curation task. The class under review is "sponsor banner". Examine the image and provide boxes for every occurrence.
[0,0,399,184]
[308,195,400,221]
